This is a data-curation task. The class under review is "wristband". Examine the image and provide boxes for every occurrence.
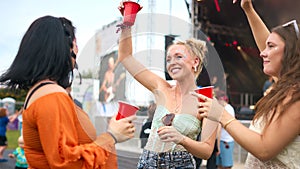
[107,131,117,144]
[207,101,224,122]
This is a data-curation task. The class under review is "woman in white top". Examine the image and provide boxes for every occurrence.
[193,0,300,168]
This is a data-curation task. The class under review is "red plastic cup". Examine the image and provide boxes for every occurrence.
[116,101,139,120]
[194,86,214,102]
[121,1,142,26]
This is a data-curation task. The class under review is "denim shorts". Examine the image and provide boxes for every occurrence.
[137,149,196,169]
[216,141,234,167]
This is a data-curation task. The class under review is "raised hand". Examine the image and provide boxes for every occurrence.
[233,0,254,12]
[118,0,126,16]
[118,0,143,16]
[191,92,224,122]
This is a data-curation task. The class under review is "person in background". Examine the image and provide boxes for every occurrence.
[205,140,218,169]
[0,15,136,168]
[65,59,83,109]
[0,107,19,162]
[215,92,235,169]
[193,0,300,168]
[193,130,218,169]
[99,57,116,102]
[262,76,273,96]
[8,135,28,169]
[66,86,83,108]
[139,101,156,148]
[16,107,24,136]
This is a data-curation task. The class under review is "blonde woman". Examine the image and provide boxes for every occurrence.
[118,2,218,167]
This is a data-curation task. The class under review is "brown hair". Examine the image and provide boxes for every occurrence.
[0,108,7,117]
[254,22,300,128]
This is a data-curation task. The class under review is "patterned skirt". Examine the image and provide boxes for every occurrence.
[137,149,196,169]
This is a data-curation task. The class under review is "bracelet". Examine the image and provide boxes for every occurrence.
[223,118,236,130]
[107,132,117,144]
[116,23,131,33]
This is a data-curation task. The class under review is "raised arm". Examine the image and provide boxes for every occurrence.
[118,28,133,62]
[234,0,270,52]
[118,28,166,92]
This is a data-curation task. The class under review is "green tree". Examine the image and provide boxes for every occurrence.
[0,88,27,102]
[81,69,94,78]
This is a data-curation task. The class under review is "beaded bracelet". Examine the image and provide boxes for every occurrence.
[116,23,131,33]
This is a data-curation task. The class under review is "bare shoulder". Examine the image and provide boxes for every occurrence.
[38,83,67,94]
[283,100,300,134]
[26,84,68,107]
[287,100,300,118]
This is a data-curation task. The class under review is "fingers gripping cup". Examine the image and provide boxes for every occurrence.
[116,101,139,120]
[121,1,142,26]
[194,86,214,102]
[194,86,218,142]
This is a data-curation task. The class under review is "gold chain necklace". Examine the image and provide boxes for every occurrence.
[172,85,181,114]
[172,85,194,114]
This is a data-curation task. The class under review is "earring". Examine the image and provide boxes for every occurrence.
[193,66,197,72]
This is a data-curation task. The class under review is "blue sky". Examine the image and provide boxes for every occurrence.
[0,0,190,73]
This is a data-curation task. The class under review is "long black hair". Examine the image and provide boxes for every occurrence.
[0,15,76,90]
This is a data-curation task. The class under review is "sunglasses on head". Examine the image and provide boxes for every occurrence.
[282,20,300,39]
[162,113,175,126]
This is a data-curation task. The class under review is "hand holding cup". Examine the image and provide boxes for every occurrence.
[108,114,136,143]
[118,0,143,26]
[191,89,224,122]
[116,101,139,120]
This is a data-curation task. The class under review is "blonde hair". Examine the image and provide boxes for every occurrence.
[173,38,207,77]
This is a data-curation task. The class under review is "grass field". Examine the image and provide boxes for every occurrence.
[6,130,21,149]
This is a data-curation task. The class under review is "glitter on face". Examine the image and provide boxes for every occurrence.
[175,49,187,59]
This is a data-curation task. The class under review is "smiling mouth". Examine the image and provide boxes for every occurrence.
[170,68,180,74]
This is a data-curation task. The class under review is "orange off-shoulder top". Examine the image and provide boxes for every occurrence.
[22,92,117,169]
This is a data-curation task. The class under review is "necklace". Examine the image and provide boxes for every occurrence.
[172,85,181,114]
[171,84,196,114]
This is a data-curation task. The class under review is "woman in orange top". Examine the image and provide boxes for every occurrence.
[0,16,136,169]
